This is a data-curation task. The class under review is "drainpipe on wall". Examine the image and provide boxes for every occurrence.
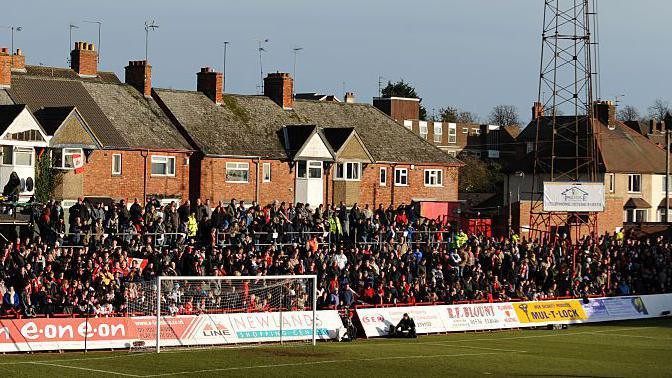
[141,150,148,205]
[255,157,261,204]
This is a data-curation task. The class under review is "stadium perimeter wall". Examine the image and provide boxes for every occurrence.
[0,295,670,352]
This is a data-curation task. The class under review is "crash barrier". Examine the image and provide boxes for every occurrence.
[355,294,672,337]
[0,310,343,353]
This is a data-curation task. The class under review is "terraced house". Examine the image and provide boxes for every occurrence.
[153,69,461,208]
[0,43,193,205]
[0,41,460,211]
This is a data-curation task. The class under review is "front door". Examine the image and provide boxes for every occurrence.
[295,160,324,206]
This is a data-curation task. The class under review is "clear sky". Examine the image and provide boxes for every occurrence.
[3,0,670,123]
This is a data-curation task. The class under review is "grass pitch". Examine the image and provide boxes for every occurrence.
[1,318,670,377]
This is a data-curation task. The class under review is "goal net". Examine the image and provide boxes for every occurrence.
[126,275,318,352]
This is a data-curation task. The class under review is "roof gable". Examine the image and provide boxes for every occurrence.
[285,125,335,161]
[0,105,49,146]
[324,128,373,162]
[48,107,100,148]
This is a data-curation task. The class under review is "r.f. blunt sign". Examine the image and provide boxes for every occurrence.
[543,182,605,212]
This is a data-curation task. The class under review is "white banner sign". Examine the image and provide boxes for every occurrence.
[356,294,672,338]
[543,182,605,212]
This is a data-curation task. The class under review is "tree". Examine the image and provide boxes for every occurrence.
[488,105,520,127]
[617,105,641,122]
[34,151,60,203]
[648,99,671,121]
[458,155,504,193]
[436,107,480,124]
[381,80,427,120]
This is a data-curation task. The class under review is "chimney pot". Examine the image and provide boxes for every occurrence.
[344,92,355,103]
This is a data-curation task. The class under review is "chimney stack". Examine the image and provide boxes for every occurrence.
[0,48,10,88]
[125,60,152,97]
[373,96,420,122]
[592,101,616,129]
[70,41,98,77]
[197,67,223,105]
[264,72,293,109]
[532,102,544,120]
[11,49,25,72]
[344,92,355,104]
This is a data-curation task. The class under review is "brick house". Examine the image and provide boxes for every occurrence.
[0,42,193,205]
[506,101,671,236]
[153,69,461,208]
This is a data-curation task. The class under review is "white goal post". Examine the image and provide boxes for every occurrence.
[145,275,318,353]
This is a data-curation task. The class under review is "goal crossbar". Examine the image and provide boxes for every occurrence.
[155,275,318,353]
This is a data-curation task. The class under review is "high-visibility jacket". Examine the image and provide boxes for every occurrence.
[187,215,198,237]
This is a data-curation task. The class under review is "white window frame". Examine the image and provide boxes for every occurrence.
[403,120,413,130]
[625,208,647,223]
[112,153,122,175]
[150,155,176,177]
[462,127,469,134]
[11,147,33,167]
[394,167,408,186]
[335,162,361,181]
[607,173,614,193]
[433,122,443,143]
[262,162,271,182]
[419,121,428,139]
[448,123,457,144]
[424,169,443,187]
[471,128,481,136]
[308,161,323,179]
[59,148,82,169]
[379,167,387,186]
[226,162,250,183]
[627,174,641,193]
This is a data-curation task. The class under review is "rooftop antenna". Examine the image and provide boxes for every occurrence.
[256,38,269,94]
[144,20,159,62]
[222,41,230,92]
[613,93,625,107]
[68,23,79,63]
[292,45,303,85]
[377,75,387,97]
[83,20,102,63]
[2,26,22,66]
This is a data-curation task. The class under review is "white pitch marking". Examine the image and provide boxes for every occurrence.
[29,361,143,377]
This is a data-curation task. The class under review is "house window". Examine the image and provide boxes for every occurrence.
[335,162,361,181]
[448,123,457,144]
[625,209,647,223]
[424,169,443,187]
[379,167,387,186]
[462,127,468,134]
[308,161,322,178]
[403,120,413,130]
[297,161,307,178]
[262,163,271,182]
[448,151,457,157]
[2,146,12,165]
[150,155,176,176]
[112,154,122,175]
[226,162,249,183]
[607,173,614,193]
[14,147,33,166]
[628,174,641,193]
[62,148,83,169]
[394,167,408,186]
[419,121,428,139]
[526,141,534,154]
[433,122,443,143]
[471,128,481,136]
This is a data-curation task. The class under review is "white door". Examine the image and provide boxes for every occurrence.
[295,160,324,206]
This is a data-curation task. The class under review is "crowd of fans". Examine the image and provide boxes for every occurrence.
[0,196,670,318]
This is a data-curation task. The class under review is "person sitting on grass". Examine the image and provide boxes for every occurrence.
[391,313,417,338]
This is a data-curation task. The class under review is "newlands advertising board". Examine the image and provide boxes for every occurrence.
[543,182,605,212]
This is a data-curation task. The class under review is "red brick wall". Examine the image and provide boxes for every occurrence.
[264,73,293,109]
[326,163,458,207]
[0,48,10,87]
[198,157,294,204]
[82,150,189,201]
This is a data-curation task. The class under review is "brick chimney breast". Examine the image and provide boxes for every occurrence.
[125,60,152,97]
[197,67,223,105]
[70,41,98,77]
[532,102,544,120]
[264,72,293,110]
[0,48,10,88]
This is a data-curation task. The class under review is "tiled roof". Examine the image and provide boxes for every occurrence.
[7,68,191,151]
[514,116,667,174]
[153,89,460,165]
